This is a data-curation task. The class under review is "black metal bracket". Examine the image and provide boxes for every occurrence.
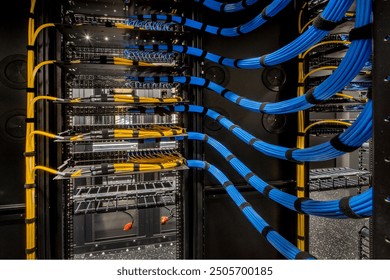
[373,0,390,259]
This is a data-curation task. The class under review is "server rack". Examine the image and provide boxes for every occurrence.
[3,1,386,258]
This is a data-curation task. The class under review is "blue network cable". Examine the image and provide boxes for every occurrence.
[140,101,372,163]
[126,0,370,70]
[126,0,369,71]
[188,160,316,259]
[194,0,259,13]
[187,133,372,218]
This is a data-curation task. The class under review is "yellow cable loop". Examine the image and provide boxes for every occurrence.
[302,40,351,59]
[303,66,338,82]
[33,166,60,176]
[300,17,315,33]
[30,60,56,85]
[298,2,308,33]
[32,23,55,45]
[28,96,58,116]
[303,120,352,134]
[114,23,145,30]
[335,93,354,99]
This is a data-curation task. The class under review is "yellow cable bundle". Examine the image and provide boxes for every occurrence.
[114,23,145,30]
[113,125,185,138]
[113,57,155,67]
[113,95,183,103]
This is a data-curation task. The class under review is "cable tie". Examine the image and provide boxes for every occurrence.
[259,102,269,113]
[25,247,37,255]
[216,115,225,121]
[200,50,208,59]
[138,77,145,83]
[294,197,311,214]
[297,132,306,137]
[25,217,36,224]
[151,14,157,22]
[168,76,174,83]
[295,251,315,259]
[134,163,140,172]
[329,135,358,153]
[305,87,322,105]
[167,44,173,52]
[339,196,363,219]
[28,12,35,19]
[236,25,244,35]
[285,148,303,164]
[203,134,209,142]
[235,97,243,104]
[201,107,208,116]
[216,28,222,36]
[24,184,36,189]
[24,151,35,157]
[228,124,239,132]
[233,59,241,69]
[180,17,187,25]
[204,162,211,170]
[221,89,229,97]
[262,185,274,198]
[183,104,190,112]
[153,76,160,83]
[220,3,227,12]
[200,24,207,33]
[259,56,267,67]
[203,79,211,88]
[313,13,342,31]
[25,118,35,123]
[222,181,233,188]
[261,8,272,21]
[184,76,191,84]
[165,14,172,23]
[225,154,236,162]
[244,172,255,181]
[261,226,274,238]
[182,45,188,53]
[137,15,143,20]
[26,87,36,92]
[349,23,372,40]
[26,45,35,51]
[248,138,259,146]
[238,201,251,211]
[138,45,145,51]
[153,44,159,51]
[218,56,225,65]
[297,235,305,241]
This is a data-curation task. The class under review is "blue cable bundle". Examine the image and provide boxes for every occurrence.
[125,19,175,31]
[194,0,259,13]
[187,160,316,259]
[167,101,372,163]
[187,133,372,218]
[126,0,370,72]
[123,49,176,63]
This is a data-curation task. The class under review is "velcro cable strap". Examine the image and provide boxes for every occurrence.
[223,181,233,188]
[259,56,267,67]
[216,115,225,121]
[236,25,244,35]
[294,197,311,214]
[26,87,35,92]
[24,184,36,189]
[220,3,227,12]
[261,8,272,21]
[349,23,373,41]
[262,185,274,198]
[239,201,251,211]
[242,0,249,8]
[339,196,362,219]
[25,218,36,224]
[25,118,35,123]
[261,226,274,238]
[204,162,211,170]
[313,14,342,31]
[228,124,239,132]
[28,12,35,19]
[225,154,236,162]
[248,138,259,146]
[285,148,302,164]
[26,45,35,51]
[221,89,229,97]
[295,251,315,260]
[305,87,322,104]
[330,135,358,153]
[25,247,37,255]
[24,151,35,157]
[259,102,269,113]
[244,172,255,181]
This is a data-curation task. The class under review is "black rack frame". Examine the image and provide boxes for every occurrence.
[372,0,390,259]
